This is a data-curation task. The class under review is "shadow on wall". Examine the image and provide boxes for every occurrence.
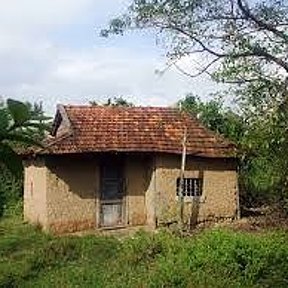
[45,154,98,199]
[157,155,237,171]
[156,155,237,228]
[45,153,154,200]
[188,170,204,229]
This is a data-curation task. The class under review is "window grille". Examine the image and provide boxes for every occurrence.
[176,178,202,197]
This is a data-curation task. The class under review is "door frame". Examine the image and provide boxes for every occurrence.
[98,156,126,228]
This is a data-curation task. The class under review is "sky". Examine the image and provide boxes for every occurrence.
[0,0,218,115]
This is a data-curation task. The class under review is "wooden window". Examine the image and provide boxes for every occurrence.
[176,178,202,197]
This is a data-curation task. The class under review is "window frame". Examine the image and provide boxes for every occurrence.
[176,177,203,198]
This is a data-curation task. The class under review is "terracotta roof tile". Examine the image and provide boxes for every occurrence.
[40,106,236,157]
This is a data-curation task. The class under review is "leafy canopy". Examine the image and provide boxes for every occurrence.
[178,93,245,142]
[102,0,288,83]
[0,99,51,176]
[103,0,288,210]
[89,96,134,107]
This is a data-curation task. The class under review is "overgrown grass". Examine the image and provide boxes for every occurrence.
[0,217,288,287]
[0,165,22,218]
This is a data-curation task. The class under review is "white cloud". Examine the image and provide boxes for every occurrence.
[0,0,218,115]
[2,46,218,113]
[0,0,98,88]
[0,0,94,33]
[0,0,129,36]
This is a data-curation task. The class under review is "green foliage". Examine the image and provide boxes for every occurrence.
[89,97,134,107]
[177,92,288,210]
[1,218,288,287]
[235,79,288,209]
[178,94,245,142]
[0,99,50,176]
[6,99,31,127]
[103,0,288,210]
[102,0,288,77]
[0,98,51,217]
[0,144,24,178]
[0,165,22,218]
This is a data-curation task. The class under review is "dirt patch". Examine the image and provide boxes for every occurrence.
[195,206,288,233]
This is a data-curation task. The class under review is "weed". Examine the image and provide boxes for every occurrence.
[0,218,288,287]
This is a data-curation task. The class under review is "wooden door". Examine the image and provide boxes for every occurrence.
[100,161,125,227]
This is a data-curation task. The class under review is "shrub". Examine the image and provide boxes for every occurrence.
[1,218,288,288]
[0,165,22,217]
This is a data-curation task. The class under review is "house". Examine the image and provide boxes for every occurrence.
[23,105,239,233]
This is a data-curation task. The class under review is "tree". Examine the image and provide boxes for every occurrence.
[178,94,245,142]
[89,96,134,107]
[0,99,51,217]
[103,0,288,211]
[101,0,288,130]
[102,0,288,84]
[0,99,50,176]
[177,94,279,208]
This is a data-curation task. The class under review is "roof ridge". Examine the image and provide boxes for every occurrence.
[28,104,237,158]
[62,105,179,110]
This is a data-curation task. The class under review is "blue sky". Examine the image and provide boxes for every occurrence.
[0,0,217,114]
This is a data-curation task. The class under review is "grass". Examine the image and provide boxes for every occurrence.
[0,217,288,287]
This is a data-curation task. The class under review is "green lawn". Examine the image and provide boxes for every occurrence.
[0,217,288,288]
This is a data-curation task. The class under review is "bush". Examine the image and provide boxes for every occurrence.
[0,217,288,287]
[0,165,22,217]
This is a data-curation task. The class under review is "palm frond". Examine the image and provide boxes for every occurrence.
[7,98,30,128]
[1,133,44,148]
[0,143,23,177]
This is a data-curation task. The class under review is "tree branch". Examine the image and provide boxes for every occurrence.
[169,24,226,58]
[237,0,288,42]
[250,46,288,73]
[173,57,221,78]
[167,24,288,73]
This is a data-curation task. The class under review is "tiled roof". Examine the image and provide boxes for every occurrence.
[40,105,236,157]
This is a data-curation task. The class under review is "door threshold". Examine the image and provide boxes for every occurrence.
[99,225,127,231]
